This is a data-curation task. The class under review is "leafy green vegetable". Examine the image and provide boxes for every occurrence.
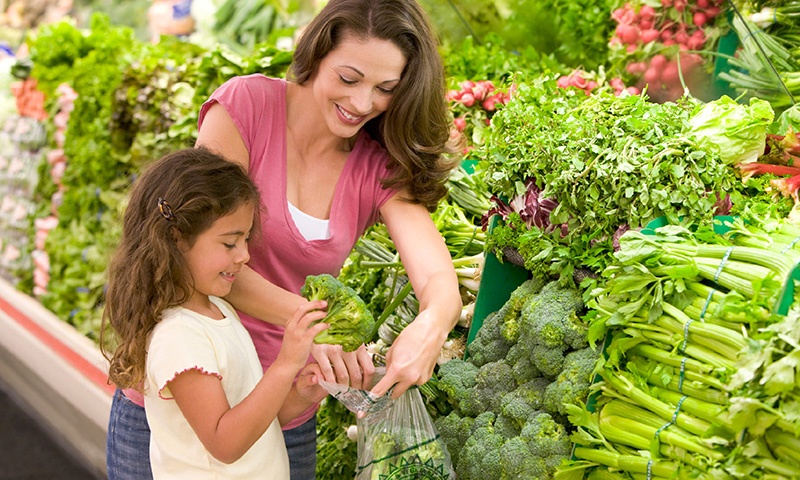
[300,273,375,352]
[476,80,741,283]
[687,95,775,165]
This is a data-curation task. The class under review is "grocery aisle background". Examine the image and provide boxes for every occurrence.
[0,376,98,479]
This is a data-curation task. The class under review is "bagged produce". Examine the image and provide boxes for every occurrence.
[320,369,455,480]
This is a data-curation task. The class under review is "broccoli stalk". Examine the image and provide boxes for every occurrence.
[300,273,376,352]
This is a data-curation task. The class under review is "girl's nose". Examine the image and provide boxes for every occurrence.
[237,247,250,265]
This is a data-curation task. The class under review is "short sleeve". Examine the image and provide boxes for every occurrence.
[147,315,222,399]
[198,74,280,154]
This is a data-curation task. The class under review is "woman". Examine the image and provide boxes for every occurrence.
[106,1,462,478]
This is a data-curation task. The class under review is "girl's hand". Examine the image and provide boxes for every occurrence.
[311,343,375,389]
[277,300,329,370]
[370,309,445,399]
[295,363,329,404]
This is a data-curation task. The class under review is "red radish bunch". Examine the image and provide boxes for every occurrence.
[447,79,512,154]
[609,0,726,102]
[556,69,641,97]
[447,80,511,112]
[556,69,599,95]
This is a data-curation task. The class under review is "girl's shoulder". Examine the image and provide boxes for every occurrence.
[208,296,239,320]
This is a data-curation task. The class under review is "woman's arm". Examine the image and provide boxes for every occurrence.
[195,103,304,326]
[370,194,462,399]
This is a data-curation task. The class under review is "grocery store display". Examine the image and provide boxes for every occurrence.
[1,1,800,479]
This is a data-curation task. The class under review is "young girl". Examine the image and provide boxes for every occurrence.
[100,147,329,479]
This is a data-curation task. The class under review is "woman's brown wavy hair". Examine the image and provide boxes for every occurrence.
[289,0,459,211]
[99,147,261,390]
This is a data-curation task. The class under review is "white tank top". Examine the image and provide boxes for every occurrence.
[287,201,331,240]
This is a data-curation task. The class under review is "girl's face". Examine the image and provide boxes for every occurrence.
[179,203,254,312]
[312,32,407,138]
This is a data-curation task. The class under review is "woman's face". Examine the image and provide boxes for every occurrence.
[311,31,407,139]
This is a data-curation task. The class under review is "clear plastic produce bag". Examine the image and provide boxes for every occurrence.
[320,370,455,480]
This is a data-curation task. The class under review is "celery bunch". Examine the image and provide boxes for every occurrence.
[556,216,800,479]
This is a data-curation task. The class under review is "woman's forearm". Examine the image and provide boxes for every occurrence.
[224,265,304,327]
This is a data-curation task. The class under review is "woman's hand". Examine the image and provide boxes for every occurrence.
[311,343,375,389]
[369,309,446,399]
[295,363,329,404]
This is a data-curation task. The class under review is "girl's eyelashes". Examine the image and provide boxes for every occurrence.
[223,243,235,250]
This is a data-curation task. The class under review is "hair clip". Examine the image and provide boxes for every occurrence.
[157,197,174,221]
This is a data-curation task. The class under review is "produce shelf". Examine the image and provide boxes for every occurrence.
[0,277,111,479]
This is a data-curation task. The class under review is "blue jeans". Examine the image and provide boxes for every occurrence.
[106,389,152,480]
[284,416,317,480]
[106,388,317,479]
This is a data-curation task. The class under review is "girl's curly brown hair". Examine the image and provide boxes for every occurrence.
[99,147,261,390]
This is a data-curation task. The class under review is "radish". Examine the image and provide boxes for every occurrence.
[641,28,659,43]
[460,92,475,107]
[650,54,668,69]
[644,67,661,85]
[639,5,656,20]
[661,61,680,86]
[453,117,467,131]
[693,11,707,27]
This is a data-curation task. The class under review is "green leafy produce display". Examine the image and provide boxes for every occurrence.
[434,278,601,479]
[475,78,770,285]
[557,216,800,479]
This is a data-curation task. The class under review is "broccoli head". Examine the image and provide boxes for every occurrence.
[499,377,550,428]
[530,343,567,379]
[500,277,546,343]
[520,411,572,474]
[518,280,587,351]
[505,342,541,384]
[500,436,549,480]
[300,273,375,352]
[434,411,474,466]
[436,358,479,413]
[473,360,518,415]
[543,346,601,416]
[456,412,505,480]
[466,306,513,367]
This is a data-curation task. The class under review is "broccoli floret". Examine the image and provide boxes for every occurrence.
[435,411,474,466]
[530,343,567,379]
[300,273,375,352]
[473,360,518,415]
[505,342,541,384]
[499,377,550,428]
[500,277,546,343]
[520,411,572,476]
[436,358,479,413]
[499,437,548,480]
[543,346,601,416]
[518,280,587,351]
[466,306,513,367]
[493,413,521,440]
[456,412,505,480]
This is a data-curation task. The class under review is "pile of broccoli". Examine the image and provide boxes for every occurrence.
[300,273,376,352]
[434,278,601,479]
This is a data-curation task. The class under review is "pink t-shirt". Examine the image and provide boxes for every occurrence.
[198,74,398,429]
